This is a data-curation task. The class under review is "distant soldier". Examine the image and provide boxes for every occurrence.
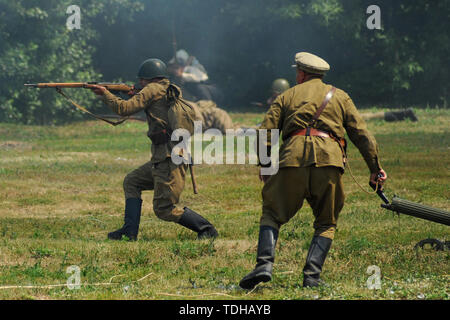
[267,78,290,106]
[192,100,234,134]
[251,78,290,109]
[239,52,387,290]
[90,58,218,241]
[360,109,418,122]
[168,49,223,104]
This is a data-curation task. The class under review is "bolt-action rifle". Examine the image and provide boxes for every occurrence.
[24,82,140,125]
[24,82,135,92]
[25,81,200,195]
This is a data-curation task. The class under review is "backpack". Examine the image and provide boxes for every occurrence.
[166,84,198,136]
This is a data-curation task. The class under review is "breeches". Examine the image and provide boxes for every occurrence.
[123,158,186,222]
[261,166,345,239]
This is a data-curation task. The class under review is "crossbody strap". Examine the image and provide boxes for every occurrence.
[309,86,336,127]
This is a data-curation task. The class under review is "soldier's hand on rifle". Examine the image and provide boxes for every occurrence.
[370,169,387,188]
[127,85,137,96]
[90,85,107,96]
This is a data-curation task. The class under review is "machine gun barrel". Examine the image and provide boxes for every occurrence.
[370,182,450,226]
[382,197,450,226]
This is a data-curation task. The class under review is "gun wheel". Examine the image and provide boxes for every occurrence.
[414,238,446,251]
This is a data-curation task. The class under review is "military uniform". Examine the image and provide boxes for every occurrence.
[266,79,418,122]
[193,100,234,134]
[259,77,380,237]
[102,78,188,221]
[240,52,383,290]
[101,58,218,241]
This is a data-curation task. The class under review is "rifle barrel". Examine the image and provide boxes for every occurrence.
[250,102,264,107]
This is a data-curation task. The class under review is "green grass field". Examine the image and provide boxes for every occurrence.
[0,108,448,300]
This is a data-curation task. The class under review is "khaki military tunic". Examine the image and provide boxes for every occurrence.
[259,78,381,239]
[102,79,185,222]
[194,100,234,134]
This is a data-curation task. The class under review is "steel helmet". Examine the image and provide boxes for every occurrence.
[271,78,290,94]
[137,58,168,79]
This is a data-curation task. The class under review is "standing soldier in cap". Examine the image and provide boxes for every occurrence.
[239,52,387,289]
[90,58,218,241]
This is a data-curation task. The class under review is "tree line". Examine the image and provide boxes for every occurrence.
[1,0,448,125]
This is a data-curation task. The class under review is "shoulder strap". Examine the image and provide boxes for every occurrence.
[309,86,336,127]
[166,83,194,111]
[166,83,180,101]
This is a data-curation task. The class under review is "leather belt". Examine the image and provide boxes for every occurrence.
[287,128,346,148]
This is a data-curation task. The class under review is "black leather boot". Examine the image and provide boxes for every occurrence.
[302,236,332,287]
[108,198,142,241]
[239,226,278,290]
[178,207,218,239]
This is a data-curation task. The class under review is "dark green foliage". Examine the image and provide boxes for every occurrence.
[1,0,449,124]
[0,0,143,124]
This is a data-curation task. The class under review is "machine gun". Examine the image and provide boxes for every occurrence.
[370,182,450,226]
[370,179,449,250]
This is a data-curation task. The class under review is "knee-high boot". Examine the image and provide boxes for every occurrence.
[239,226,278,290]
[108,198,142,241]
[302,236,332,287]
[177,207,218,239]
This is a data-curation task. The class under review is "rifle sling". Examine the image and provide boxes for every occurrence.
[55,87,128,126]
